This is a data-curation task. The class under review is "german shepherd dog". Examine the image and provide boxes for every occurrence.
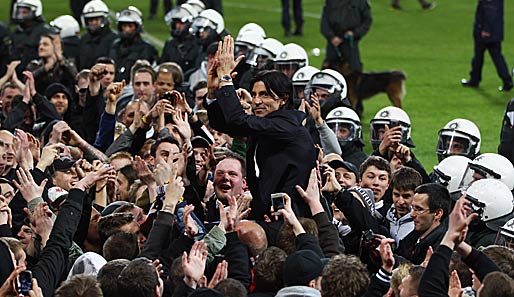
[334,62,406,116]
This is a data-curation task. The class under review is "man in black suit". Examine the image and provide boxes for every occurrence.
[461,0,513,92]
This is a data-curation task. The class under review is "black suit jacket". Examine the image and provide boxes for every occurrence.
[207,85,317,219]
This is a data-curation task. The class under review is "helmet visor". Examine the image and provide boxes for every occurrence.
[369,120,409,145]
[306,72,341,94]
[436,130,473,158]
[458,163,501,191]
[327,122,356,143]
[165,7,193,25]
[12,4,36,21]
[496,219,514,248]
[190,17,216,35]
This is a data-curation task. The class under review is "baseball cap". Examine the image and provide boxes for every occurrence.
[191,136,211,148]
[328,160,360,183]
[283,250,323,286]
[50,157,76,174]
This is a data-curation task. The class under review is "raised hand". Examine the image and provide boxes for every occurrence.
[13,168,48,202]
[73,165,113,192]
[132,155,155,186]
[321,165,342,193]
[183,204,199,238]
[377,237,396,272]
[182,240,208,289]
[36,143,65,172]
[378,125,403,156]
[207,260,228,288]
[216,36,245,79]
[163,171,185,212]
[277,194,304,235]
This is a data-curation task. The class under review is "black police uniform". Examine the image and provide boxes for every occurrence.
[77,26,118,70]
[109,35,158,83]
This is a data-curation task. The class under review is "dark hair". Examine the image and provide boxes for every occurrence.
[54,275,103,297]
[391,167,422,192]
[250,70,294,110]
[130,60,152,83]
[98,259,130,297]
[119,164,138,185]
[169,257,184,294]
[254,247,287,292]
[150,136,181,158]
[118,258,159,297]
[96,56,116,65]
[321,254,370,297]
[214,278,246,297]
[134,66,156,84]
[156,62,184,85]
[480,271,514,297]
[414,183,451,219]
[102,232,139,261]
[206,42,219,57]
[215,151,247,177]
[359,156,391,180]
[406,265,425,296]
[276,217,318,255]
[482,245,514,279]
[193,80,208,95]
[97,213,135,246]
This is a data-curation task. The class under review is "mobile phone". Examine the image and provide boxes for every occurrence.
[17,270,32,295]
[271,193,285,215]
[162,92,176,106]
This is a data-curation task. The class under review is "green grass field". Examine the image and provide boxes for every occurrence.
[3,0,514,168]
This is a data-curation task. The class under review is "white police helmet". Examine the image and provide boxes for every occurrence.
[274,43,308,75]
[458,153,514,191]
[237,23,266,40]
[51,15,80,39]
[165,4,197,26]
[292,66,320,86]
[186,0,206,13]
[235,30,265,53]
[81,0,109,30]
[191,9,224,35]
[465,179,513,229]
[326,107,362,145]
[370,106,414,148]
[12,0,43,22]
[304,69,348,102]
[498,217,514,247]
[246,38,284,69]
[436,118,481,162]
[117,6,143,26]
[433,155,472,197]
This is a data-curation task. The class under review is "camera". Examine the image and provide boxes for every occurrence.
[162,91,176,106]
[271,193,285,215]
[17,270,32,295]
[389,119,401,129]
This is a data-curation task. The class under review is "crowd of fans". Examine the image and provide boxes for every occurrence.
[1,0,514,297]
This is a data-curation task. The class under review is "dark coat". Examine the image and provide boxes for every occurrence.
[207,85,317,219]
[10,20,53,76]
[474,0,504,43]
[109,36,158,83]
[397,221,447,265]
[159,36,201,74]
[77,27,117,70]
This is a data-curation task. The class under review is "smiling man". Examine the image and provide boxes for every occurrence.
[358,156,391,218]
[396,183,450,265]
[205,152,246,222]
[45,83,72,116]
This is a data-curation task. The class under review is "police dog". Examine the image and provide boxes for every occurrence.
[335,62,406,116]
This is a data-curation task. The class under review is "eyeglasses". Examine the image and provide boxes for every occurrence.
[411,206,431,215]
